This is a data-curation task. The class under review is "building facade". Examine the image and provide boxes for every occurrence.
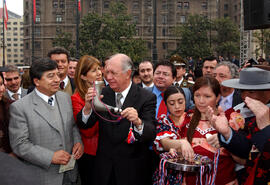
[0,10,24,66]
[23,0,223,64]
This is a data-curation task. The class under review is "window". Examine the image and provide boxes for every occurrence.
[36,14,40,23]
[162,15,167,24]
[14,54,18,57]
[162,28,166,36]
[162,42,168,50]
[146,0,152,9]
[35,42,41,49]
[25,28,29,36]
[162,1,167,10]
[202,2,207,10]
[13,32,18,36]
[13,38,18,41]
[13,27,18,31]
[7,49,11,52]
[14,43,18,46]
[35,27,41,36]
[14,60,18,63]
[60,0,65,8]
[224,13,228,17]
[234,5,237,11]
[224,4,228,11]
[14,49,18,52]
[180,15,186,23]
[56,15,62,23]
[36,0,41,9]
[26,42,29,49]
[133,15,139,24]
[147,16,152,23]
[104,1,109,9]
[147,42,152,49]
[20,43,24,47]
[53,0,58,8]
[25,2,29,10]
[7,43,11,46]
[133,1,139,9]
[7,38,11,41]
[7,54,11,57]
[184,2,189,9]
[13,22,18,25]
[177,2,182,9]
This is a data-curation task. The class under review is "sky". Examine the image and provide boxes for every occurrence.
[2,0,23,16]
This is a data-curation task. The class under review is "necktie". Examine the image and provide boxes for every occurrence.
[219,98,228,111]
[48,97,54,106]
[116,93,123,108]
[59,81,65,90]
[12,93,19,100]
[157,92,167,118]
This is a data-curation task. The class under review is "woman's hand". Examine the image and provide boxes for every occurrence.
[179,139,194,162]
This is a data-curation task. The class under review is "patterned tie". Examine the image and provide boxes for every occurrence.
[219,98,228,111]
[48,97,54,106]
[12,93,19,100]
[116,93,123,109]
[59,81,65,90]
[157,92,167,118]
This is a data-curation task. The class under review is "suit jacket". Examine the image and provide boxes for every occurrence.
[232,89,243,107]
[0,151,40,185]
[9,90,82,185]
[77,83,156,185]
[4,87,27,100]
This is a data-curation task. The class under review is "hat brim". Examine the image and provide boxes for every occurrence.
[222,79,270,90]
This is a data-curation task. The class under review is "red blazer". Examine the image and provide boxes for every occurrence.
[71,92,98,155]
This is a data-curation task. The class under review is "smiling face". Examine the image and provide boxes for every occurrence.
[50,54,69,80]
[5,71,21,93]
[166,92,186,118]
[81,64,102,87]
[33,69,60,97]
[194,85,219,114]
[153,65,175,92]
[138,61,153,85]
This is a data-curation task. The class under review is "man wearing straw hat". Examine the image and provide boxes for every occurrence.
[206,67,270,185]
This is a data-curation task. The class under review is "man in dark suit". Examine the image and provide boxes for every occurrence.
[48,47,76,96]
[4,65,27,100]
[9,58,83,185]
[138,60,154,88]
[213,61,242,111]
[76,53,156,185]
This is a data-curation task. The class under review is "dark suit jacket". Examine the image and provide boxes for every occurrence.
[232,89,243,107]
[69,76,76,93]
[77,83,156,185]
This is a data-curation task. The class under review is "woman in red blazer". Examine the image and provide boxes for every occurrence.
[71,55,102,185]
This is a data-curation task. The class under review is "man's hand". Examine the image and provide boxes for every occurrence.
[206,106,231,140]
[121,107,142,128]
[245,97,270,130]
[84,87,96,115]
[52,150,71,165]
[72,142,83,160]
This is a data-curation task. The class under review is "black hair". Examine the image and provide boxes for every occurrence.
[153,60,177,78]
[202,56,217,65]
[30,58,58,86]
[47,47,70,62]
[164,85,186,105]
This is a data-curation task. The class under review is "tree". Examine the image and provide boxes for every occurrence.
[79,2,147,63]
[212,17,240,59]
[52,30,75,56]
[253,29,270,57]
[173,15,212,60]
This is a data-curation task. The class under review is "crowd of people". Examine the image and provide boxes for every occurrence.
[0,47,269,185]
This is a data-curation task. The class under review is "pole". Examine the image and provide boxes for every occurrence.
[2,0,5,66]
[31,0,35,64]
[152,0,158,64]
[76,0,79,59]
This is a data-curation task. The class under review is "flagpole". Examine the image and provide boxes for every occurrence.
[31,0,35,64]
[2,0,5,66]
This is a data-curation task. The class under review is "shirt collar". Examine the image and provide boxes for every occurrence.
[115,81,132,102]
[221,90,234,103]
[142,82,154,88]
[35,88,56,106]
[62,76,69,88]
[152,85,162,96]
[7,88,22,100]
[174,77,184,85]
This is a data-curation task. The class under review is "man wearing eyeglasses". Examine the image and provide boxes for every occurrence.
[4,65,27,101]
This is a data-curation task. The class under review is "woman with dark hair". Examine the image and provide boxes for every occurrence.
[0,73,13,154]
[181,76,237,184]
[71,55,102,185]
[153,85,194,184]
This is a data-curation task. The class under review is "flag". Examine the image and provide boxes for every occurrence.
[3,0,8,30]
[33,0,36,23]
[78,0,81,11]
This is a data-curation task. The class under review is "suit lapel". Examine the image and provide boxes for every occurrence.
[122,83,137,110]
[32,91,62,133]
[55,92,68,129]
